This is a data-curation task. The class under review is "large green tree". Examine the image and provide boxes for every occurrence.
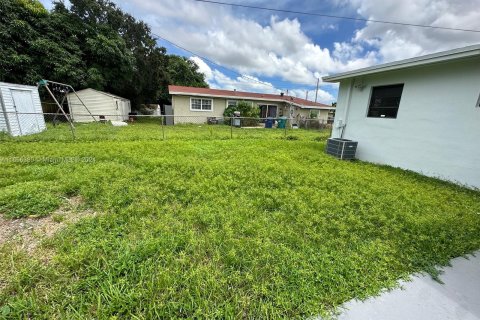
[0,0,84,85]
[0,0,208,108]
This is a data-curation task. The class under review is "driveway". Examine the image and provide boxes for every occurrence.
[335,251,480,320]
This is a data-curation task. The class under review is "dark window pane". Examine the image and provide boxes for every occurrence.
[368,84,404,118]
[201,99,212,110]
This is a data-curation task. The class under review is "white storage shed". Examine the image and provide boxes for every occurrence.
[67,88,131,122]
[0,82,46,136]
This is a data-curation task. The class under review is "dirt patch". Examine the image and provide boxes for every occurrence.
[0,196,97,255]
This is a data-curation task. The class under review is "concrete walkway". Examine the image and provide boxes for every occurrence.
[336,252,480,320]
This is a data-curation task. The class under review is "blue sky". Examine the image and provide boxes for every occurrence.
[39,0,480,103]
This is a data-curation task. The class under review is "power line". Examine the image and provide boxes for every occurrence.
[151,32,284,91]
[192,0,480,33]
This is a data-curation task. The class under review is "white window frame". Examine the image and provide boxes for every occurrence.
[190,97,213,112]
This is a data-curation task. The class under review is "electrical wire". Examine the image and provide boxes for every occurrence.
[151,32,284,91]
[192,0,480,33]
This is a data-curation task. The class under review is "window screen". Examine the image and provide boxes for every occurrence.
[367,84,404,118]
[201,99,212,111]
[191,98,202,110]
[190,98,212,111]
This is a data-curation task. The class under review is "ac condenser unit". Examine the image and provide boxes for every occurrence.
[326,138,358,160]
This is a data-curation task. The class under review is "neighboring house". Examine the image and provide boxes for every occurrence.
[67,88,131,122]
[323,44,480,188]
[0,82,46,136]
[168,85,334,124]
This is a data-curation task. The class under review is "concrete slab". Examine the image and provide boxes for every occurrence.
[335,252,480,320]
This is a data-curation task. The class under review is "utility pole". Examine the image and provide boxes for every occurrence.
[305,90,309,100]
[315,78,319,102]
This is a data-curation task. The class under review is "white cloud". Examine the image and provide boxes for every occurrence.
[114,0,379,88]
[189,56,213,81]
[348,0,480,62]
[113,0,479,103]
[288,88,336,104]
[189,56,279,93]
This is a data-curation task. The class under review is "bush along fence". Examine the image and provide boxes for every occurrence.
[0,112,333,142]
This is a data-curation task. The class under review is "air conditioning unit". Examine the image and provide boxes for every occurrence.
[326,138,358,160]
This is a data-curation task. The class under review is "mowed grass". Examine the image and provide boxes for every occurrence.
[0,122,479,319]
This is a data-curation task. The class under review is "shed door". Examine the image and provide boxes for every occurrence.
[11,89,39,135]
[120,100,128,120]
[114,99,124,120]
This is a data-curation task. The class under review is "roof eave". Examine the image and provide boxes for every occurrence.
[169,91,288,103]
[73,88,129,100]
[298,105,335,110]
[169,91,329,108]
[322,44,480,82]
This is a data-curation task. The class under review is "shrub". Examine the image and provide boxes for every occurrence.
[309,110,319,119]
[224,101,260,126]
[137,104,159,115]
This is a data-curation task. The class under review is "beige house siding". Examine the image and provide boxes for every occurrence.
[293,108,330,121]
[67,88,131,122]
[295,108,311,119]
[172,94,331,124]
[319,110,330,121]
[172,95,226,124]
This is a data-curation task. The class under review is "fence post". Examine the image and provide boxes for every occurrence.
[161,115,165,140]
[284,117,287,137]
[70,116,76,141]
[69,128,76,140]
[230,117,233,139]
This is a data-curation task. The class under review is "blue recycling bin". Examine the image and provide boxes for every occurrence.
[265,117,274,128]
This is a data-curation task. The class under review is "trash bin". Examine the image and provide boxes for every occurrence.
[277,117,287,129]
[265,117,274,128]
[233,111,241,127]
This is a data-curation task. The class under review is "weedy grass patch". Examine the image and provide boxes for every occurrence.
[0,123,479,319]
[0,181,62,219]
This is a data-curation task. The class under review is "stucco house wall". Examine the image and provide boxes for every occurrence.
[319,110,330,121]
[292,108,329,121]
[172,95,227,123]
[172,95,330,124]
[331,56,480,188]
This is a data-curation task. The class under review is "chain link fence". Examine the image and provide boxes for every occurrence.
[0,112,333,142]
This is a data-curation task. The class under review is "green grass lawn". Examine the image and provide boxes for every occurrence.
[0,119,327,142]
[0,122,479,319]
